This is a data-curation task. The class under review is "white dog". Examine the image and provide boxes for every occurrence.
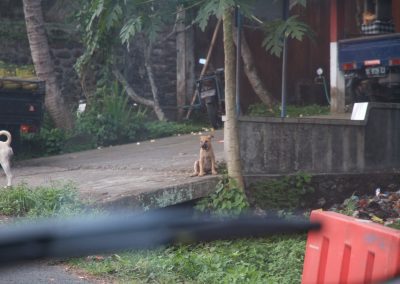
[0,130,13,187]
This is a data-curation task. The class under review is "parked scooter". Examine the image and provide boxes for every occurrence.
[196,68,225,129]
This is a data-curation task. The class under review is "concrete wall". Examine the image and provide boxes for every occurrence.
[239,103,400,176]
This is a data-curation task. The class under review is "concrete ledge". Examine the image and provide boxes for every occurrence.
[100,175,221,210]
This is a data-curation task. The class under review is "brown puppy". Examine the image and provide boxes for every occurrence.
[191,135,218,177]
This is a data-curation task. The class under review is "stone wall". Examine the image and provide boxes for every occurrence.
[0,20,83,108]
[120,34,178,112]
[239,103,400,176]
[0,2,179,117]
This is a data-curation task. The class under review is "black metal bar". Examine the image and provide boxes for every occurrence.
[281,0,289,118]
[0,209,321,266]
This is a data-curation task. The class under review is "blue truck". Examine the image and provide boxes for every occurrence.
[338,33,400,103]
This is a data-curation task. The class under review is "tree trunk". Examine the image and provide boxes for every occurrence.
[176,6,187,120]
[223,9,244,190]
[112,68,155,107]
[22,0,74,130]
[144,41,167,121]
[233,26,275,110]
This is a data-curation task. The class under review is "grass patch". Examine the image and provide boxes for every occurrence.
[141,121,206,140]
[247,103,330,118]
[70,235,307,284]
[0,183,89,218]
[249,173,315,211]
[67,174,307,283]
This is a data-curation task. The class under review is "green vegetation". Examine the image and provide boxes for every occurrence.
[70,235,307,284]
[247,103,330,118]
[195,175,250,217]
[76,83,148,147]
[18,82,206,158]
[20,127,68,159]
[142,121,206,140]
[0,178,307,283]
[67,174,307,283]
[19,118,205,158]
[250,172,315,210]
[337,194,359,217]
[0,183,87,218]
[387,220,400,230]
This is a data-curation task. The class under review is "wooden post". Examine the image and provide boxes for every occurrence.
[330,0,346,113]
[185,24,195,109]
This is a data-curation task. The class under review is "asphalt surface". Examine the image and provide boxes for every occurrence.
[0,129,224,283]
[0,262,94,284]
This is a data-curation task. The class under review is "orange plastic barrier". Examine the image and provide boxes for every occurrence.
[302,210,400,284]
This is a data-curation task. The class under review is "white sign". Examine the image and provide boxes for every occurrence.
[351,102,369,121]
[77,102,86,116]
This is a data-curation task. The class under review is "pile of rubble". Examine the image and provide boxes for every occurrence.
[330,189,400,227]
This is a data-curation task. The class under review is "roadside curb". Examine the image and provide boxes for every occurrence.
[99,175,221,211]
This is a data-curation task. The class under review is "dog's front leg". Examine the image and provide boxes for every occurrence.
[211,155,218,175]
[190,160,200,177]
[198,157,206,176]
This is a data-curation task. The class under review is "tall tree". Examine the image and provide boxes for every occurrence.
[22,0,74,130]
[194,0,311,190]
[223,7,244,189]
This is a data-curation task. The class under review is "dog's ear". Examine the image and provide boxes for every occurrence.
[208,135,214,139]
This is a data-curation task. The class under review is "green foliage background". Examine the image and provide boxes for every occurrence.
[247,103,330,118]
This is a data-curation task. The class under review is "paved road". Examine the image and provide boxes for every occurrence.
[0,262,95,284]
[8,130,224,208]
[0,130,224,283]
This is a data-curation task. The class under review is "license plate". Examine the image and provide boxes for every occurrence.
[365,66,386,77]
[200,89,216,99]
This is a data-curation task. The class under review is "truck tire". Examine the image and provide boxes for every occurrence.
[9,125,21,155]
[206,101,222,129]
[347,78,365,103]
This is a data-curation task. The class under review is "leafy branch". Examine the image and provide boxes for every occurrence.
[262,15,314,57]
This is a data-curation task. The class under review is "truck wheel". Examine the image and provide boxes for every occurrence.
[9,126,21,155]
[206,102,222,129]
[347,78,365,103]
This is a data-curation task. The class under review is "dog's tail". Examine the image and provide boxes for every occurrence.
[0,130,12,146]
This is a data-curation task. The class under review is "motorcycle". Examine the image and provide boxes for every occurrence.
[196,68,225,129]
